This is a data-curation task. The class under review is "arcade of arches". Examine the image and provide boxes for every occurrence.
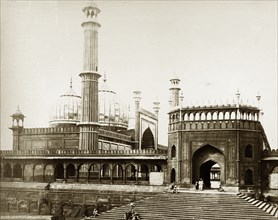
[1,162,162,184]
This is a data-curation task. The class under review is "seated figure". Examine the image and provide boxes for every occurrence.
[124,203,141,220]
[93,208,99,217]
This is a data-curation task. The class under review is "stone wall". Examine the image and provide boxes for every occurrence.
[0,182,164,216]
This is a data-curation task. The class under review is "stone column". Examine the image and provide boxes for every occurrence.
[75,164,78,183]
[63,164,67,183]
[135,164,139,184]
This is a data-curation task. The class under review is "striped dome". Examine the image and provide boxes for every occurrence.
[49,83,81,127]
[49,78,129,129]
[99,77,129,130]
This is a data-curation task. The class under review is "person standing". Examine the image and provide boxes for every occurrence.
[199,178,204,190]
[195,180,199,190]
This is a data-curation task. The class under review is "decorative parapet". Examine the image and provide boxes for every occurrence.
[262,149,278,157]
[22,126,80,134]
[0,149,167,157]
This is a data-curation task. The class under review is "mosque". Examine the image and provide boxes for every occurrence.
[0,0,277,217]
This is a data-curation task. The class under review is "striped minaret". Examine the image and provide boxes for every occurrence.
[79,1,101,151]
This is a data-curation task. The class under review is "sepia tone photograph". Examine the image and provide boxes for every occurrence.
[0,0,277,219]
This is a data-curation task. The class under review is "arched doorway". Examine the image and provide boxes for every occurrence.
[141,127,154,149]
[200,161,221,189]
[13,163,22,179]
[170,168,176,183]
[138,164,149,181]
[125,164,136,181]
[66,163,76,181]
[54,163,64,181]
[4,163,12,178]
[244,169,253,185]
[112,164,123,183]
[192,144,225,189]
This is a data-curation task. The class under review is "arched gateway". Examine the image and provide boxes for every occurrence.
[192,144,225,189]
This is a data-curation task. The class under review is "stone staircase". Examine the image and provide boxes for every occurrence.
[95,191,277,220]
[237,193,278,218]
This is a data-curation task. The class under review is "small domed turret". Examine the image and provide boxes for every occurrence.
[11,106,25,127]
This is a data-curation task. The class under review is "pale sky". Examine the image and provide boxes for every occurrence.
[1,0,277,150]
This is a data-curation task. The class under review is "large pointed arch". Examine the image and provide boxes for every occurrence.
[192,144,225,188]
[141,127,154,149]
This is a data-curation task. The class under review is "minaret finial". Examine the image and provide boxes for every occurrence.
[103,72,107,82]
[70,78,73,89]
[236,89,240,105]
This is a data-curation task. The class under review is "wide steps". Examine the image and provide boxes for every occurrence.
[96,192,277,220]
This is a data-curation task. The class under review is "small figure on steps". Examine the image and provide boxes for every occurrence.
[124,203,141,220]
[199,178,204,190]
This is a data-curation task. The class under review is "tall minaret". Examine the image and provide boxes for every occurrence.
[133,91,141,149]
[79,1,101,151]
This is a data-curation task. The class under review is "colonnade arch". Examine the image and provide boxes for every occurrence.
[13,163,22,178]
[1,161,163,185]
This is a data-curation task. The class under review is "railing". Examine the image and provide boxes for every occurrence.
[0,149,167,157]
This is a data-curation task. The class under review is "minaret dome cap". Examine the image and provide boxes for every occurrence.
[82,0,100,13]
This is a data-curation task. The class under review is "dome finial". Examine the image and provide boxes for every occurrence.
[70,77,73,89]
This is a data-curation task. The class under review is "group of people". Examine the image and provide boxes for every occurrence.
[124,203,141,220]
[195,178,204,190]
[82,208,99,219]
[169,183,179,193]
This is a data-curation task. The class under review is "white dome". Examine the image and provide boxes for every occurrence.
[98,78,129,130]
[49,85,81,127]
[49,79,129,130]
